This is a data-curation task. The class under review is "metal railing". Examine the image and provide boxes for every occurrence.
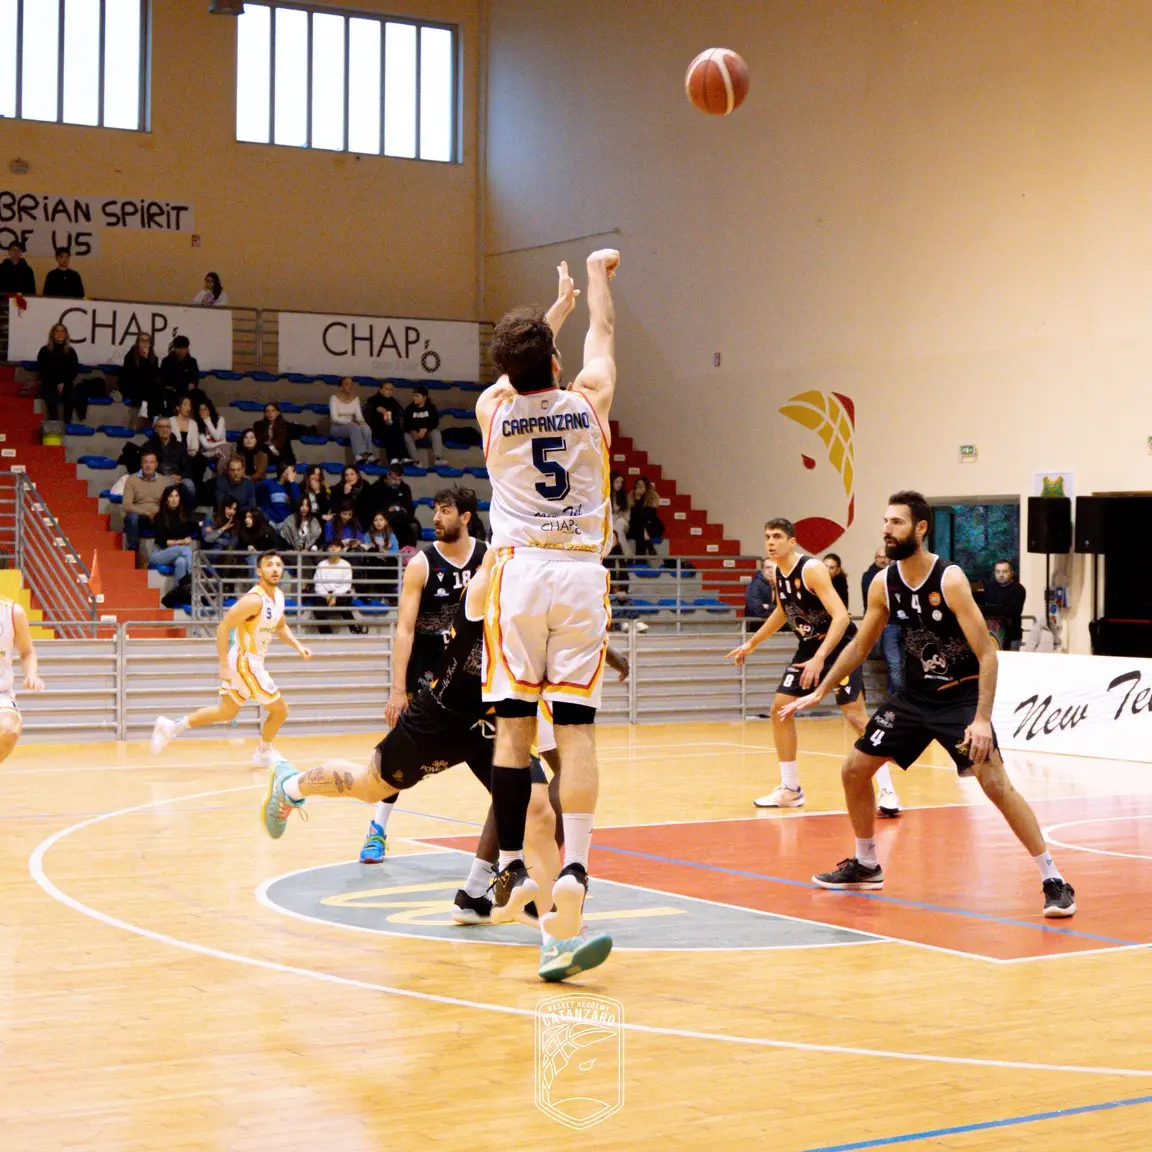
[0,470,99,636]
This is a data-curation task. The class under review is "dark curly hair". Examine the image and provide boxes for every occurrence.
[490,306,556,393]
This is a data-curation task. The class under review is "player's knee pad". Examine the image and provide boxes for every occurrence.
[494,699,537,718]
[553,702,596,726]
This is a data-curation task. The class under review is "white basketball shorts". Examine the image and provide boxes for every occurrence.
[483,549,610,710]
[0,690,19,715]
[221,648,280,706]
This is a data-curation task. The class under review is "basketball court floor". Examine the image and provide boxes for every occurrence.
[4,719,1152,1150]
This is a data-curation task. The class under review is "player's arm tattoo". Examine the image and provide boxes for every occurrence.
[298,764,356,797]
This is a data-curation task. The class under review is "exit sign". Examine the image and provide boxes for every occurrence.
[959,445,977,462]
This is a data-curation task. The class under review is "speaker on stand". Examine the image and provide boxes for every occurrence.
[1027,496,1071,639]
[1076,496,1107,653]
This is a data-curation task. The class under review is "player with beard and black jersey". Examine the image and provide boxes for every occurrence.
[781,490,1076,918]
[358,486,486,863]
[727,518,902,816]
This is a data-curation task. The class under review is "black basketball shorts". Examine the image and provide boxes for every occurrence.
[776,662,865,707]
[856,691,999,775]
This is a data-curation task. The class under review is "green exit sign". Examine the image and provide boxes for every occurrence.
[959,444,977,462]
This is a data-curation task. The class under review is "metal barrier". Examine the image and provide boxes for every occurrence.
[0,469,98,636]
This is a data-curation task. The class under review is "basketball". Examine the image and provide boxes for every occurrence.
[685,48,750,115]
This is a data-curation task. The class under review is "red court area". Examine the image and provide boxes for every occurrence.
[425,795,1152,961]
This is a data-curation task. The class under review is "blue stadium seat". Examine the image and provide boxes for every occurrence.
[210,370,243,381]
[321,462,345,475]
[629,598,659,616]
[421,527,437,540]
[318,374,342,384]
[99,489,123,505]
[458,382,486,392]
[353,376,378,387]
[278,401,304,413]
[631,565,662,578]
[252,371,278,383]
[87,395,114,406]
[226,430,243,442]
[230,400,265,412]
[694,597,732,614]
[222,596,238,608]
[80,455,118,468]
[465,467,489,479]
[352,598,390,614]
[97,425,136,438]
[306,402,329,414]
[150,562,176,576]
[424,380,451,391]
[659,597,697,614]
[298,435,328,445]
[282,373,313,384]
[404,465,429,477]
[362,463,386,476]
[414,497,435,507]
[330,435,350,446]
[477,500,490,511]
[433,465,464,477]
[65,424,96,436]
[20,360,38,371]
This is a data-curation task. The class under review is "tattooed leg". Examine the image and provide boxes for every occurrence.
[295,757,397,804]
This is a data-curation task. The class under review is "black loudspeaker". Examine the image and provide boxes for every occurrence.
[1027,496,1071,554]
[1075,496,1107,554]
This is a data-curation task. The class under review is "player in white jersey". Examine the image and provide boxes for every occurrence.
[150,550,312,767]
[475,249,619,980]
[0,598,45,764]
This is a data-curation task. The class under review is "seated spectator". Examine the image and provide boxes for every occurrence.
[745,558,776,630]
[404,384,445,465]
[365,380,407,464]
[43,247,85,299]
[0,240,36,296]
[159,336,200,400]
[365,511,399,554]
[257,461,299,525]
[119,333,161,420]
[200,497,240,555]
[626,476,664,556]
[301,464,332,521]
[144,417,195,503]
[121,450,167,553]
[823,553,850,610]
[311,540,363,634]
[192,272,229,307]
[372,462,420,547]
[194,393,229,476]
[862,547,904,693]
[170,395,201,457]
[150,485,197,584]
[981,560,1027,649]
[235,507,281,579]
[279,495,323,553]
[332,464,371,524]
[329,377,374,464]
[610,471,630,555]
[235,427,270,482]
[37,323,83,423]
[253,401,295,467]
[214,455,258,510]
[323,500,368,549]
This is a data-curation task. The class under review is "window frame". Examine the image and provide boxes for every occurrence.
[4,0,151,132]
[238,1,459,164]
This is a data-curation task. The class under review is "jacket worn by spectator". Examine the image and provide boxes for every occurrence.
[861,563,884,610]
[159,352,200,396]
[145,435,190,479]
[831,571,850,611]
[214,473,258,510]
[404,399,439,435]
[0,256,35,296]
[982,578,1027,646]
[744,571,775,620]
[36,344,80,412]
[121,471,168,519]
[257,478,299,525]
[43,267,85,299]
[279,515,322,552]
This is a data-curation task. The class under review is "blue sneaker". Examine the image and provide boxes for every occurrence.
[260,761,305,839]
[538,933,614,982]
[359,821,387,863]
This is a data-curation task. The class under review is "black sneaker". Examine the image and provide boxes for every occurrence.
[451,889,492,925]
[1042,878,1076,918]
[812,857,885,890]
[489,859,539,925]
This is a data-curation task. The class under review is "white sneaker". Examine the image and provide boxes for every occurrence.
[634,620,649,633]
[252,745,283,770]
[150,716,177,756]
[877,787,902,818]
[754,784,805,808]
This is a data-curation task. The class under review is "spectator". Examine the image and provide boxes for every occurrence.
[823,553,850,610]
[329,376,375,464]
[610,471,630,555]
[372,462,420,547]
[404,383,445,465]
[365,380,407,463]
[744,557,776,630]
[42,247,84,299]
[312,539,361,634]
[331,463,373,526]
[144,417,195,503]
[235,507,281,578]
[214,455,258,510]
[362,511,401,602]
[365,510,399,554]
[0,240,36,296]
[36,322,83,423]
[257,461,299,525]
[626,476,664,556]
[279,494,323,553]
[605,528,634,631]
[121,449,167,552]
[170,395,201,456]
[150,485,197,584]
[982,560,1027,649]
[253,401,295,467]
[119,333,161,419]
[201,497,240,555]
[235,427,270,481]
[194,393,229,476]
[862,546,904,692]
[159,335,200,399]
[192,272,229,307]
[301,464,332,521]
[323,500,368,548]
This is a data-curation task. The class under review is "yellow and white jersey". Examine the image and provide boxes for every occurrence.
[0,598,15,695]
[484,388,610,558]
[233,586,284,661]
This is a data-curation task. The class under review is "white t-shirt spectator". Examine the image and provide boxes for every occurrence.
[199,414,228,460]
[329,394,367,427]
[314,556,354,597]
[192,289,230,307]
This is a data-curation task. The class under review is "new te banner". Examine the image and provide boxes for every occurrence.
[993,651,1152,763]
[7,296,233,371]
[277,312,480,382]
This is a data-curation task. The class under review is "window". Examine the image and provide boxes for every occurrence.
[235,3,458,162]
[0,0,148,130]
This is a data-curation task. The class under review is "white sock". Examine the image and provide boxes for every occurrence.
[1033,850,1062,882]
[464,858,495,897]
[855,838,879,868]
[283,773,304,801]
[173,716,190,734]
[874,762,897,793]
[498,849,523,870]
[562,813,595,870]
[373,800,395,831]
[257,739,270,752]
[779,761,800,791]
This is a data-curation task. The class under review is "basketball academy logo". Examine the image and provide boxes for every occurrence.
[535,993,625,1130]
[778,390,856,553]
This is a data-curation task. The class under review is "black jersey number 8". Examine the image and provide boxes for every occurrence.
[532,436,571,501]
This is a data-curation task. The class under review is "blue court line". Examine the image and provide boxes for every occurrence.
[802,1092,1152,1151]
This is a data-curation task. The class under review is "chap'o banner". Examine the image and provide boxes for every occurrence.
[7,296,233,371]
[993,651,1152,763]
[278,311,480,382]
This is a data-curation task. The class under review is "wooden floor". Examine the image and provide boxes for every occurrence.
[4,719,1152,1151]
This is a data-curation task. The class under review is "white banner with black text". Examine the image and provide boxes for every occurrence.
[993,651,1152,762]
[277,312,480,382]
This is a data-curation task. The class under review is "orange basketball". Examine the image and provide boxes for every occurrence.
[685,48,750,116]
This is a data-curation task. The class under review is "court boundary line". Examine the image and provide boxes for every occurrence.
[26,784,1152,1079]
[1043,814,1152,863]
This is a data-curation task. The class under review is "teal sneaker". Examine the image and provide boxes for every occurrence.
[260,761,305,839]
[359,821,387,864]
[538,933,614,982]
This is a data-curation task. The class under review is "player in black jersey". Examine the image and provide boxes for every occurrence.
[782,490,1076,917]
[359,487,487,863]
[727,518,902,815]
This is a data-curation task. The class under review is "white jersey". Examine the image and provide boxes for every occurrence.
[233,586,284,660]
[0,599,15,694]
[485,388,610,557]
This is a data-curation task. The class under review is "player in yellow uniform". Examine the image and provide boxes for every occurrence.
[150,550,311,766]
[0,597,45,764]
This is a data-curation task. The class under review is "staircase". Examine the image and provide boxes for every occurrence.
[0,369,169,623]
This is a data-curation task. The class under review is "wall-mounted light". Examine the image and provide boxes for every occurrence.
[209,1,246,14]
